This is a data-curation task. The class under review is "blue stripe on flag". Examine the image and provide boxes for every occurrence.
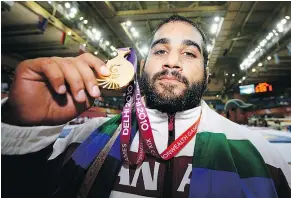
[189,168,277,198]
[72,128,110,169]
[108,135,121,160]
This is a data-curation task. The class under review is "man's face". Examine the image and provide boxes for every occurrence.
[140,21,207,113]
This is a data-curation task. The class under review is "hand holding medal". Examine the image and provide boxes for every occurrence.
[96,48,135,90]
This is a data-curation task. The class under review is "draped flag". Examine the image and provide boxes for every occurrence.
[61,31,70,45]
[38,15,48,32]
[273,53,280,64]
[54,102,291,198]
[287,43,291,56]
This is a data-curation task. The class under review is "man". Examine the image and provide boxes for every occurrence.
[2,15,291,198]
[225,99,253,125]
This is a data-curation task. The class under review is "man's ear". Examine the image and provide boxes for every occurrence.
[139,59,145,76]
[206,67,210,83]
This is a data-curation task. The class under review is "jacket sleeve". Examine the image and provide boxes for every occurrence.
[1,98,109,198]
[1,118,67,198]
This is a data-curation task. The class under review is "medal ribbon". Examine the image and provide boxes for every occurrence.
[120,49,202,165]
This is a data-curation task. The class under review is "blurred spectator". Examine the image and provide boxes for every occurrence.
[225,99,253,124]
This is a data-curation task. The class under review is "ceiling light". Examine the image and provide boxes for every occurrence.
[242,76,246,80]
[277,23,283,29]
[125,20,132,27]
[225,73,228,76]
[133,31,139,37]
[285,16,290,20]
[130,27,136,33]
[232,74,235,77]
[278,27,284,33]
[252,68,256,72]
[95,34,101,41]
[67,31,72,36]
[281,19,287,25]
[94,51,98,55]
[210,23,218,34]
[260,39,267,47]
[112,51,117,56]
[238,80,242,84]
[99,38,103,43]
[79,17,84,21]
[92,28,97,33]
[83,20,88,24]
[110,46,116,50]
[206,44,213,52]
[95,30,101,37]
[70,7,77,14]
[267,32,274,40]
[83,43,86,47]
[267,56,271,60]
[65,2,70,8]
[275,33,279,36]
[69,13,75,18]
[216,95,219,98]
[48,1,52,4]
[86,29,93,38]
[258,62,263,67]
[105,41,110,46]
[209,73,212,76]
[142,46,149,54]
[214,16,220,22]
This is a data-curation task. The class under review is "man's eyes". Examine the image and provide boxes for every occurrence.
[153,49,167,55]
[152,50,197,58]
[183,52,196,58]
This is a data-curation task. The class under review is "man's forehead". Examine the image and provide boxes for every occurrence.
[153,21,203,46]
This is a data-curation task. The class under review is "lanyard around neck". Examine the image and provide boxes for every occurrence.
[120,75,202,165]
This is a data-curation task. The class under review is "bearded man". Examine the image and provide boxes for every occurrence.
[2,15,291,198]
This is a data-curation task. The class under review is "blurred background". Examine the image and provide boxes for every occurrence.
[1,1,291,162]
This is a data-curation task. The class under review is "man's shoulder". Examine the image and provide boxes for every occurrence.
[49,116,112,160]
[61,116,112,140]
[202,104,290,170]
[201,102,250,135]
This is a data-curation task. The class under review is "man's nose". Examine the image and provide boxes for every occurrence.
[162,53,183,71]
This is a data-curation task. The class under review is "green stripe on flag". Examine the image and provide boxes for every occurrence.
[63,34,70,45]
[229,139,271,178]
[193,132,271,178]
[98,114,121,136]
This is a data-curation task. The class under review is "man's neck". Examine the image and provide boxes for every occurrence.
[143,97,202,114]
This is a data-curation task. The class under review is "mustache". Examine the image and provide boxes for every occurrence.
[152,70,189,86]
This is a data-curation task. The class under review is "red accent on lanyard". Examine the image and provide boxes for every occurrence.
[120,79,202,165]
[120,82,145,165]
[168,114,175,131]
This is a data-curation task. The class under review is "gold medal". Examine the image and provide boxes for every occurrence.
[97,48,134,90]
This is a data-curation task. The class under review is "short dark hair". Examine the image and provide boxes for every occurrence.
[151,15,209,68]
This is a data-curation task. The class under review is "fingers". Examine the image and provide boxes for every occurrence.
[41,60,66,95]
[22,53,109,103]
[53,57,87,103]
[18,58,67,95]
[74,59,100,98]
[78,53,110,77]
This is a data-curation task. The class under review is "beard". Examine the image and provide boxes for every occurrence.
[140,69,207,114]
